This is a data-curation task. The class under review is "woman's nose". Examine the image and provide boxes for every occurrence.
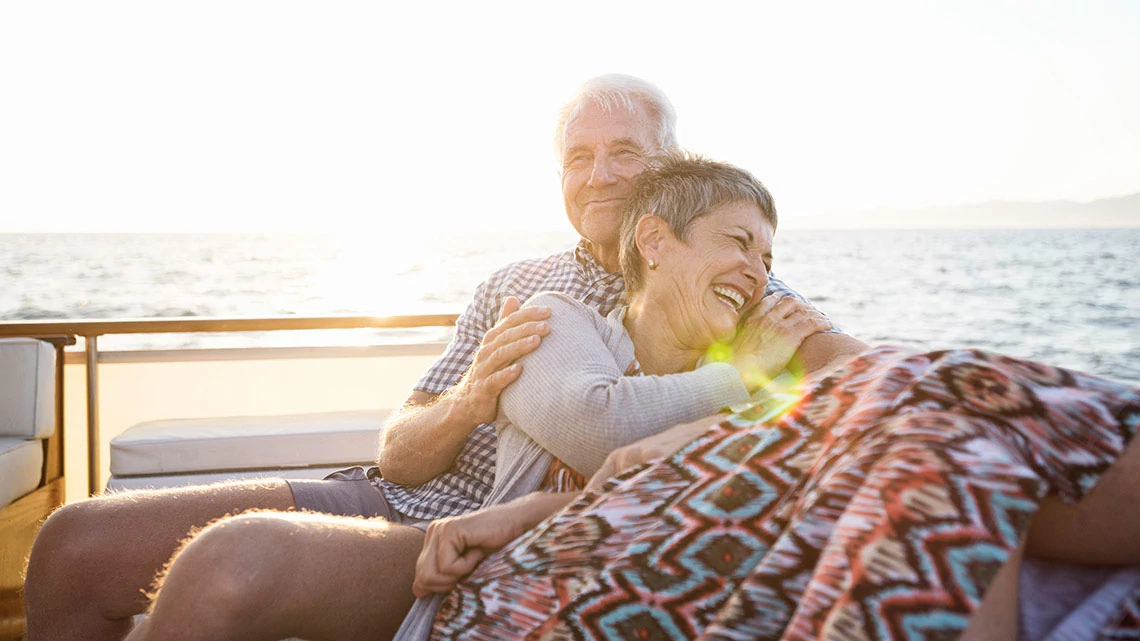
[744,257,769,294]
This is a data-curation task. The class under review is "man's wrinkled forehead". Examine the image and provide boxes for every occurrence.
[560,100,657,154]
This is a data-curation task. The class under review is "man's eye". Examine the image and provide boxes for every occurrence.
[565,155,589,169]
[732,235,748,249]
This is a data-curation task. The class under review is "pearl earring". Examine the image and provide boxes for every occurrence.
[648,258,658,270]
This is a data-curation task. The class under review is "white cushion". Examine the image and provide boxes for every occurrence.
[0,437,44,509]
[0,338,56,439]
[105,465,351,493]
[109,410,390,476]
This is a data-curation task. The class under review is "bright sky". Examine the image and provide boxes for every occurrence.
[1,1,1138,232]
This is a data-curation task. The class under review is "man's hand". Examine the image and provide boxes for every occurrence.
[412,492,577,598]
[586,414,722,491]
[376,297,551,486]
[727,295,831,391]
[450,296,552,426]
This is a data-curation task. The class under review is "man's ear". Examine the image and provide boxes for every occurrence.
[634,214,671,263]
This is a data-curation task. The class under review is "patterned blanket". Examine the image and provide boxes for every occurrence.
[431,346,1140,640]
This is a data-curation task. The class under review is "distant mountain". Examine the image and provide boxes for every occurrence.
[798,192,1140,229]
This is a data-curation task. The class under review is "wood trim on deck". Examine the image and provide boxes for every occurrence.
[0,314,459,338]
[60,342,451,364]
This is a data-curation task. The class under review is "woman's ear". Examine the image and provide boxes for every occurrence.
[634,215,671,265]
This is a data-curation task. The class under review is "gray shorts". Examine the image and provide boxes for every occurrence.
[285,466,431,531]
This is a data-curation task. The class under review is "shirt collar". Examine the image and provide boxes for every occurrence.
[573,239,621,286]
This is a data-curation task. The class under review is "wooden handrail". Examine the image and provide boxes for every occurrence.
[0,314,459,338]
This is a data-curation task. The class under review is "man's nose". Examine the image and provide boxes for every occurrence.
[587,155,618,187]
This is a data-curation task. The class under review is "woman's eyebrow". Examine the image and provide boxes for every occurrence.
[729,226,754,243]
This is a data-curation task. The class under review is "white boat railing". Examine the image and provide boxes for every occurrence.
[0,314,459,496]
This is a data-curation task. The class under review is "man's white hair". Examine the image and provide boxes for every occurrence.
[553,74,679,161]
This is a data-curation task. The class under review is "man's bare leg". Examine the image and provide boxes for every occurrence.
[121,511,424,641]
[24,479,295,641]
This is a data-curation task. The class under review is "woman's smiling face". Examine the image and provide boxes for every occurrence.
[649,201,774,348]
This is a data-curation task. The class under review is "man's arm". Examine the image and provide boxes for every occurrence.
[762,273,868,377]
[375,297,551,487]
[585,414,722,491]
[795,331,868,376]
[375,390,481,487]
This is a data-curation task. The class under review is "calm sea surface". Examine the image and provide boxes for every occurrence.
[2,229,1138,381]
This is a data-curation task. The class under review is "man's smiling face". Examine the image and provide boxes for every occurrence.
[560,100,656,271]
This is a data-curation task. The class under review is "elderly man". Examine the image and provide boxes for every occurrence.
[23,74,866,641]
[374,74,862,516]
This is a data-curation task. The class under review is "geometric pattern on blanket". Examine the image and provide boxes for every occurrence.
[431,346,1140,641]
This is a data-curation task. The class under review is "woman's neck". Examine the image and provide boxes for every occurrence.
[623,295,703,375]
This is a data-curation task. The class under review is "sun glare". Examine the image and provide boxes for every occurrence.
[314,234,435,317]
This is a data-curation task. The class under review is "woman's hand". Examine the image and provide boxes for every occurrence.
[586,415,722,491]
[412,492,578,598]
[728,295,831,391]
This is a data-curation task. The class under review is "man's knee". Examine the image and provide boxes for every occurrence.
[156,513,296,620]
[27,500,107,579]
[24,499,120,619]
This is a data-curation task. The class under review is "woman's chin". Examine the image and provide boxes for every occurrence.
[711,324,737,346]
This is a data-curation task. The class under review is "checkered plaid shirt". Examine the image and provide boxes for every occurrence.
[381,239,829,520]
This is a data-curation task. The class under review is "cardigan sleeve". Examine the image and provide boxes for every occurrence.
[497,291,750,477]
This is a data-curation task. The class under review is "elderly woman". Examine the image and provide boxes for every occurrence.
[476,152,830,513]
[404,158,1140,640]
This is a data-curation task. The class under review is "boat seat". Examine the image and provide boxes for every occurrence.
[0,439,43,510]
[0,338,55,511]
[106,410,392,492]
[1,337,58,639]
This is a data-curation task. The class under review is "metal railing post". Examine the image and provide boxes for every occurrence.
[85,335,100,495]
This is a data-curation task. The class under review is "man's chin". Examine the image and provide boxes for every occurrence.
[579,218,622,247]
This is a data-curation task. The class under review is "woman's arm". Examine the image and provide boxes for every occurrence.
[499,292,751,477]
[585,414,724,490]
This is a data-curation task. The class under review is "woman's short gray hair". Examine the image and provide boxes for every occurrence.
[553,74,679,160]
[619,152,778,295]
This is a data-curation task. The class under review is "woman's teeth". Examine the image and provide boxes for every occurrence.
[712,285,745,311]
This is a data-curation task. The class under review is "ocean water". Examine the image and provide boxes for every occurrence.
[2,229,1138,381]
